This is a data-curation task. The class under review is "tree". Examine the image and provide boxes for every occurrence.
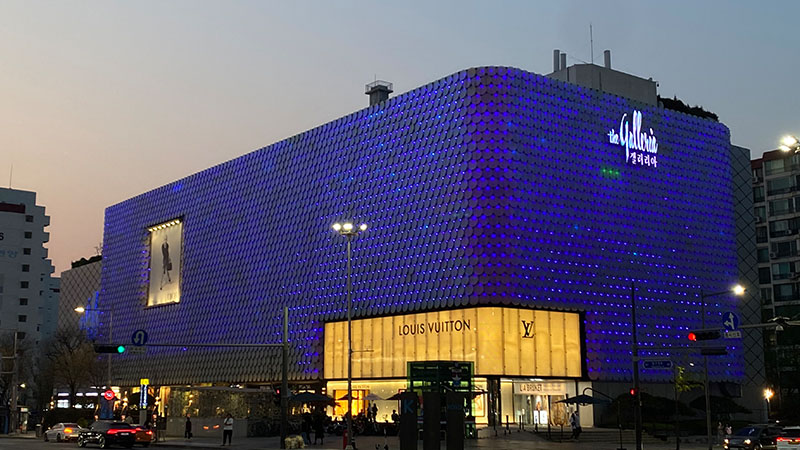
[0,331,34,412]
[42,326,103,407]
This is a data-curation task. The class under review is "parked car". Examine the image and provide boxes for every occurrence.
[778,427,800,450]
[44,423,83,442]
[724,425,783,450]
[132,425,153,447]
[78,421,136,448]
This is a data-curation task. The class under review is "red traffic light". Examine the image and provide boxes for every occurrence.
[629,388,638,396]
[688,332,697,341]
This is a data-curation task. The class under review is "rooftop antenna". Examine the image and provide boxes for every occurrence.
[590,23,594,64]
[8,164,12,188]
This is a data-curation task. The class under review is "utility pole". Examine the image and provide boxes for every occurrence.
[7,332,19,434]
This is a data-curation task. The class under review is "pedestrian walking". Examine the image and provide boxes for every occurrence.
[222,413,234,446]
[313,412,325,445]
[301,413,312,445]
[185,415,193,440]
[569,411,582,440]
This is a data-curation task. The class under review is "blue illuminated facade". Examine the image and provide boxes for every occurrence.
[102,66,740,387]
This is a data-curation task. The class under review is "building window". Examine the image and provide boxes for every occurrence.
[753,167,764,180]
[18,315,26,323]
[24,231,32,239]
[765,159,786,176]
[774,283,797,302]
[21,264,29,272]
[769,219,799,238]
[757,227,768,244]
[755,206,767,221]
[19,298,27,306]
[25,215,33,222]
[754,187,765,203]
[771,240,799,258]
[769,199,793,216]
[761,288,773,305]
[20,281,28,288]
[772,262,796,280]
[758,247,770,263]
[23,248,30,255]
[759,267,772,284]
[16,332,26,339]
[767,175,796,196]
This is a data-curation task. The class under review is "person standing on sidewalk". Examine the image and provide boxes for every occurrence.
[222,413,234,446]
[185,415,192,440]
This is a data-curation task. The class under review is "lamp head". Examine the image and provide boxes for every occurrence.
[332,223,342,231]
[74,307,86,313]
[342,222,354,232]
[781,135,798,147]
[732,284,745,296]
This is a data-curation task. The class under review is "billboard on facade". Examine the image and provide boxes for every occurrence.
[324,307,582,379]
[147,219,182,306]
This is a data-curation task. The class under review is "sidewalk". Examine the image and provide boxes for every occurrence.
[149,431,723,450]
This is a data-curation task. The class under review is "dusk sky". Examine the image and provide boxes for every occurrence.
[1,0,798,274]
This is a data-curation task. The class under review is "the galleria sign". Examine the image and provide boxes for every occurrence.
[608,110,658,167]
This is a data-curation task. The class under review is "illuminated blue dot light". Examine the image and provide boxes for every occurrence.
[101,66,740,385]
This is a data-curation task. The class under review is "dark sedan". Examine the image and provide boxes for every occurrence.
[78,422,136,449]
[724,425,783,450]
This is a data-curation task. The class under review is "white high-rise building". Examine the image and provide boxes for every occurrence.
[0,188,59,345]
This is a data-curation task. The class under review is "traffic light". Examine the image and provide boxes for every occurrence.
[687,330,721,341]
[701,347,727,356]
[629,388,638,396]
[94,344,126,354]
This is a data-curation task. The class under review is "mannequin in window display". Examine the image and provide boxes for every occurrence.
[160,235,172,289]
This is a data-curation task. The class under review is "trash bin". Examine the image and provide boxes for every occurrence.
[35,424,43,438]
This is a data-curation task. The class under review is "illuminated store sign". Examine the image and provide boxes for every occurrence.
[514,381,566,395]
[608,110,658,167]
[324,307,581,379]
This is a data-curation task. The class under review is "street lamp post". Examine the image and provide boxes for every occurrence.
[75,307,113,388]
[332,221,367,450]
[764,388,774,421]
[699,285,745,450]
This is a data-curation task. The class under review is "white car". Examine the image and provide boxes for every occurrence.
[778,427,800,450]
[44,423,84,442]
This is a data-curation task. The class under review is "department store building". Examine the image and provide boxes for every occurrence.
[99,62,760,427]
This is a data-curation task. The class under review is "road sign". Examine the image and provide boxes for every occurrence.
[132,329,148,346]
[129,346,147,354]
[724,330,742,339]
[723,312,740,331]
[643,360,673,369]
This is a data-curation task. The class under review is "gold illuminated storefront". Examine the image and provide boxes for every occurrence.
[323,306,584,426]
